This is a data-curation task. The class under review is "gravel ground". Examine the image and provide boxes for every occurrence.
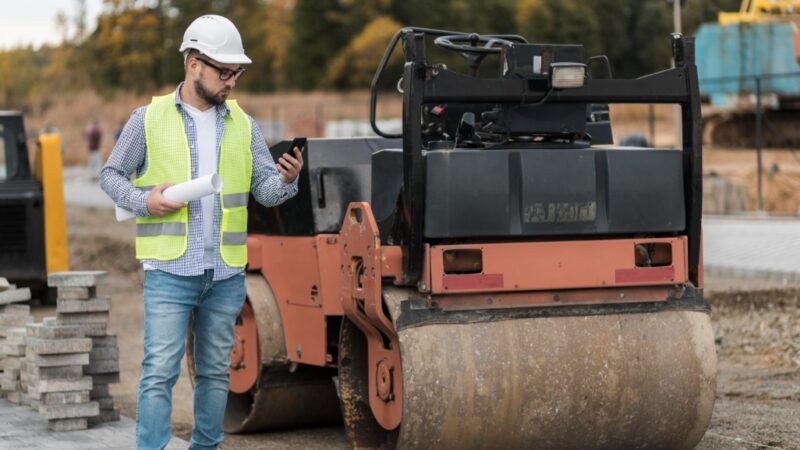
[61,206,799,449]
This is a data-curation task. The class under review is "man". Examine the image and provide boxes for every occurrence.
[100,15,303,450]
[84,119,102,179]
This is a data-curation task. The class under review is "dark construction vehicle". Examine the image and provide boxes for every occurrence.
[0,112,68,296]
[186,28,716,449]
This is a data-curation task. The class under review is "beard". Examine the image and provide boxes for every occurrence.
[193,78,230,106]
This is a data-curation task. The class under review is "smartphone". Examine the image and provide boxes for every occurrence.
[290,137,307,155]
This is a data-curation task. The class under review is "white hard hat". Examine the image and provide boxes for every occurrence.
[179,15,252,64]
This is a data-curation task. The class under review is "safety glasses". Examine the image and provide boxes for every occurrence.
[195,57,245,81]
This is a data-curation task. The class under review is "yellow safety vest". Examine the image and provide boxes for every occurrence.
[133,93,252,267]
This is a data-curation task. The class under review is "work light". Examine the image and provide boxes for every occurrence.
[550,63,586,88]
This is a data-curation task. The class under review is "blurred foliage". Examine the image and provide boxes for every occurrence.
[0,0,742,108]
[322,16,403,90]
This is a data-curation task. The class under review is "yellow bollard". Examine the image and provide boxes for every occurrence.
[35,133,69,273]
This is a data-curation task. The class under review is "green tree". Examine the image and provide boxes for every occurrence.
[83,5,162,93]
[322,16,403,90]
[285,0,353,90]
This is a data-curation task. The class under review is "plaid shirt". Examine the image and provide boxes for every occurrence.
[100,84,298,280]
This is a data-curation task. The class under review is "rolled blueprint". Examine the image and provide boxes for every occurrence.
[115,173,223,221]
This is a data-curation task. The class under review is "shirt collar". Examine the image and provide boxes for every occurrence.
[174,82,230,117]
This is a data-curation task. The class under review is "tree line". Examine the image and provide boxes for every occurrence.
[0,0,739,109]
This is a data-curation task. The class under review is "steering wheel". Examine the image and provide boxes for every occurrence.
[434,33,523,74]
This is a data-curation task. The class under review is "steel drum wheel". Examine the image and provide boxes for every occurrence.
[338,286,717,450]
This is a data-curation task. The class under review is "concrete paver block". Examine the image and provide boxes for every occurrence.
[0,343,26,356]
[0,288,31,305]
[40,401,99,420]
[41,390,90,405]
[91,335,117,348]
[56,312,109,325]
[48,417,88,431]
[2,304,31,316]
[84,360,119,375]
[89,346,119,361]
[2,366,20,379]
[56,297,111,313]
[70,323,108,337]
[96,397,114,410]
[88,407,120,424]
[27,365,84,381]
[5,328,27,345]
[32,353,90,368]
[3,357,21,370]
[47,271,107,288]
[29,377,93,397]
[1,379,19,391]
[26,323,82,339]
[56,286,96,300]
[89,384,109,399]
[0,398,189,446]
[26,338,92,355]
[0,314,33,327]
[88,372,120,385]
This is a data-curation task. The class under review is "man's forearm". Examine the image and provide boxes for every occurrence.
[99,167,150,217]
[252,176,298,208]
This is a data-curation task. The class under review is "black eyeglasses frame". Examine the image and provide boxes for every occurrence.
[195,56,245,81]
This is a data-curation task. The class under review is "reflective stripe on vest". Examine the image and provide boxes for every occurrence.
[222,192,249,208]
[222,232,248,246]
[137,222,186,237]
[133,93,252,266]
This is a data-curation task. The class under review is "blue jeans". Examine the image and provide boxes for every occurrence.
[137,269,245,450]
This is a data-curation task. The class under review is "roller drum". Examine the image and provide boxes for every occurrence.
[394,310,716,450]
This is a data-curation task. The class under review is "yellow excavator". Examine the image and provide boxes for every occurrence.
[0,111,68,299]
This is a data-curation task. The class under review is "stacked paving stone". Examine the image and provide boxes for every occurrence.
[49,271,121,424]
[0,279,34,403]
[2,322,31,404]
[25,317,98,431]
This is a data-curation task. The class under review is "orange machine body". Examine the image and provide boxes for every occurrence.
[242,219,692,372]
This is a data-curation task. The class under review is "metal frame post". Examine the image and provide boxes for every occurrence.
[755,75,764,212]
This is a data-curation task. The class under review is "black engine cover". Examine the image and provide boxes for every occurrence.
[424,147,685,238]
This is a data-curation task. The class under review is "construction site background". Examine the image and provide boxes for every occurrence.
[16,90,800,215]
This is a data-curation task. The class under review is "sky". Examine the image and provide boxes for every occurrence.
[0,0,105,50]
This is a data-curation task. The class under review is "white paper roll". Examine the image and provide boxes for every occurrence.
[115,174,224,221]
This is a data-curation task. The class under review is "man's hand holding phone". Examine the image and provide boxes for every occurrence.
[278,137,305,184]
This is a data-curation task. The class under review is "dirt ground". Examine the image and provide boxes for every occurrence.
[54,205,800,450]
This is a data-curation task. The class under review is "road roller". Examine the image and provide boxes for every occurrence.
[188,28,717,449]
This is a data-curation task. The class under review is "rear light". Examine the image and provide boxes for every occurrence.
[443,249,483,274]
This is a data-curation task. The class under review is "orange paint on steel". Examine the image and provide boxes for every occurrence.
[432,286,673,311]
[246,236,262,271]
[429,237,688,294]
[380,245,403,284]
[228,301,259,393]
[255,235,328,366]
[339,202,403,430]
[316,235,346,316]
